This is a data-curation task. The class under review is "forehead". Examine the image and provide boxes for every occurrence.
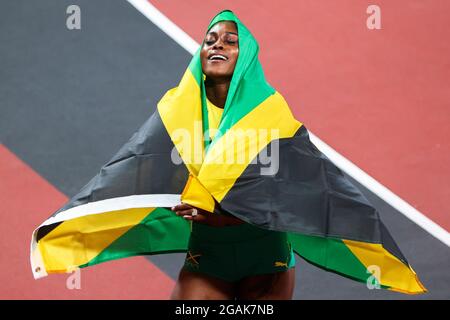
[207,21,238,34]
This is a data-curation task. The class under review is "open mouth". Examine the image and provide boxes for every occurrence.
[208,54,228,62]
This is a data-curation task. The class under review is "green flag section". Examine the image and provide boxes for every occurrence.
[79,208,190,268]
[31,10,426,295]
[289,233,425,294]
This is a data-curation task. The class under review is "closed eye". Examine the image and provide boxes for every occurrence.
[204,34,238,46]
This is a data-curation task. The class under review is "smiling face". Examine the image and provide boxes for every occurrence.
[200,21,239,82]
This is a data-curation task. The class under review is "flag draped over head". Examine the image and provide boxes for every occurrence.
[30,10,426,295]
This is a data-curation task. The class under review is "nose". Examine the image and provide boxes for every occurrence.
[212,38,224,50]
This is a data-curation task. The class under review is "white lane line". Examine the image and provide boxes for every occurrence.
[127,0,198,54]
[127,0,450,246]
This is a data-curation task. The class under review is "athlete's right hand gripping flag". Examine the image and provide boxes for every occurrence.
[30,10,427,295]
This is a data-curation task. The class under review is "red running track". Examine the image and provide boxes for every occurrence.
[0,144,174,299]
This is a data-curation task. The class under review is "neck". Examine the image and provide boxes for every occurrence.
[204,76,230,109]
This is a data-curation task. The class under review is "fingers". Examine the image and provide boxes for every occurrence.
[171,203,202,220]
[170,203,212,225]
[176,209,194,217]
[172,203,192,211]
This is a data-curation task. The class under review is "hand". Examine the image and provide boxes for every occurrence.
[171,203,244,227]
[171,203,211,223]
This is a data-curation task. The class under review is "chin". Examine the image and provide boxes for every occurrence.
[205,69,232,80]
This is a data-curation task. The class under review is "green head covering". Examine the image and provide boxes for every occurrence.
[188,10,275,150]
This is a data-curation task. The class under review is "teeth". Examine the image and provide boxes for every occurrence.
[209,54,227,60]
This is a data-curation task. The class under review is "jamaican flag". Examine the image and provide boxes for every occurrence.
[30,10,426,295]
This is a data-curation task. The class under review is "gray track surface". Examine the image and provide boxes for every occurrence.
[1,0,448,299]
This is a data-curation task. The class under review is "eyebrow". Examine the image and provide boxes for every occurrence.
[207,31,238,36]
